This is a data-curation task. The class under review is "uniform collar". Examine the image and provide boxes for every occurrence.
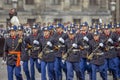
[44,35,50,39]
[57,32,62,35]
[82,32,87,35]
[11,36,16,39]
[33,33,37,36]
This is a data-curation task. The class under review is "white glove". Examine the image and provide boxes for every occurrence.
[72,43,78,48]
[118,37,120,42]
[87,62,90,65]
[62,60,65,64]
[38,59,41,64]
[2,60,6,65]
[59,37,65,43]
[108,38,113,43]
[99,43,104,47]
[20,61,23,65]
[47,41,52,47]
[83,36,89,42]
[33,40,39,45]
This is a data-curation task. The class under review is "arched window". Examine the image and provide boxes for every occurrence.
[5,0,12,4]
[53,0,61,5]
[90,0,98,6]
[54,18,62,23]
[73,19,81,24]
[70,0,80,6]
[25,0,34,5]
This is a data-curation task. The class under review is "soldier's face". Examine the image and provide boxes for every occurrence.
[111,28,115,32]
[44,31,50,37]
[81,27,87,33]
[94,35,99,41]
[68,34,75,39]
[17,30,23,36]
[104,29,110,35]
[10,30,16,36]
[32,29,38,33]
[116,28,120,32]
[56,28,63,33]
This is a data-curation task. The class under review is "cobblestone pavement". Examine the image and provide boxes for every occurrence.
[0,58,114,80]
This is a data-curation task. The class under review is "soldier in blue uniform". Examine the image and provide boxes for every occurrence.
[17,26,31,80]
[100,24,119,80]
[28,25,41,80]
[115,24,120,79]
[62,29,83,80]
[88,30,108,80]
[3,25,23,80]
[53,24,68,80]
[77,22,93,80]
[38,27,55,80]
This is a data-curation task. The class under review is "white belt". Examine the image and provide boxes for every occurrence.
[72,49,80,52]
[45,50,54,53]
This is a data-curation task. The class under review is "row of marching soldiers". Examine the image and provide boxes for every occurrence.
[2,22,120,80]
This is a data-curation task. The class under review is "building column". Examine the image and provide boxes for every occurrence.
[34,0,41,9]
[116,0,120,23]
[79,0,83,11]
[63,0,70,10]
[80,0,83,9]
[18,0,24,10]
[97,0,101,8]
[0,0,3,9]
[61,0,64,10]
[12,0,18,9]
[106,0,109,10]
[83,0,89,9]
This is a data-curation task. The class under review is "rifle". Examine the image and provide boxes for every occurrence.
[87,45,100,60]
[62,46,73,60]
[38,44,47,59]
[38,33,55,59]
[87,30,114,60]
[62,33,78,60]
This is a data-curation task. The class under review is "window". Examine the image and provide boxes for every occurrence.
[53,0,61,5]
[5,0,12,4]
[92,19,99,25]
[54,18,62,23]
[27,19,36,26]
[25,0,34,5]
[70,0,80,6]
[73,19,81,24]
[90,0,98,6]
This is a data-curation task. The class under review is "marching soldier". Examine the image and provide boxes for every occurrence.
[115,24,120,78]
[88,31,107,80]
[53,24,68,80]
[63,29,83,80]
[38,27,55,80]
[28,25,41,80]
[100,24,119,80]
[77,22,93,80]
[3,25,23,80]
[17,26,31,80]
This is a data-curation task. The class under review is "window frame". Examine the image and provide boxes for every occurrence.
[25,0,34,5]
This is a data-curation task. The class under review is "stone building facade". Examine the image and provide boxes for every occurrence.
[0,0,119,27]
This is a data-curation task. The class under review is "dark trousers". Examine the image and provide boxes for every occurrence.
[30,58,41,80]
[54,57,67,80]
[23,61,30,80]
[41,60,55,80]
[89,60,108,80]
[107,57,119,79]
[66,61,83,80]
[7,65,23,80]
